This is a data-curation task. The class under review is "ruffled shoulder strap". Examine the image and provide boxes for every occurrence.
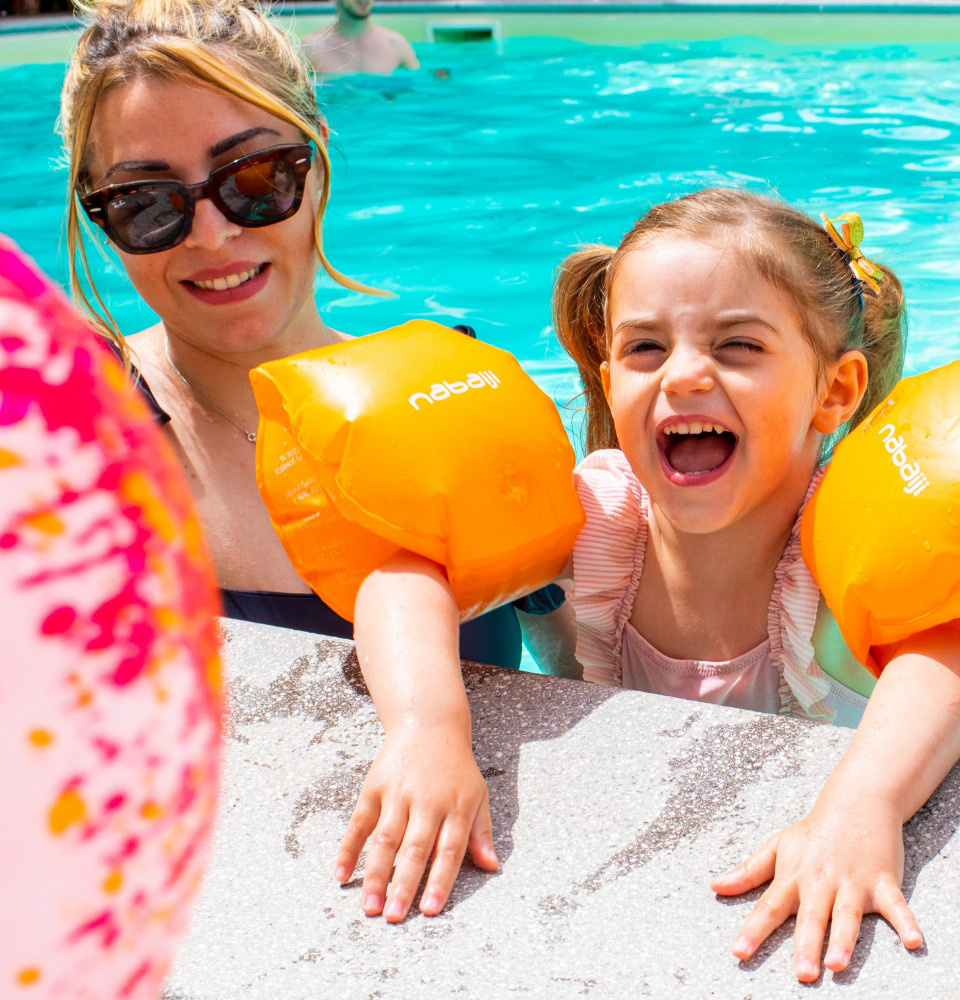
[768,467,835,721]
[570,450,647,685]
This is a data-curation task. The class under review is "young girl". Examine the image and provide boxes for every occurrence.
[336,189,960,983]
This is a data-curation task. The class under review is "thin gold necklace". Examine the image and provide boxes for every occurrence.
[164,340,258,443]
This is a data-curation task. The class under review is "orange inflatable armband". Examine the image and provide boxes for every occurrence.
[251,321,584,621]
[802,362,960,673]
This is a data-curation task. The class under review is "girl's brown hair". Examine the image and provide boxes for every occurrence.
[553,188,906,455]
[60,0,383,354]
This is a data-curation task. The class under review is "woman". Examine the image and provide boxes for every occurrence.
[60,0,562,667]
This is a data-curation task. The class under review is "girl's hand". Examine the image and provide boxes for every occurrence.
[345,549,498,922]
[334,720,498,923]
[714,623,960,981]
[711,792,922,981]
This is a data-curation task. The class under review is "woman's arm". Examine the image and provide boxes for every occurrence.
[517,556,581,678]
[516,598,583,679]
[335,551,498,922]
[711,620,960,981]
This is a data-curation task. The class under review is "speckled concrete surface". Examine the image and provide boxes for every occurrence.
[164,619,960,1000]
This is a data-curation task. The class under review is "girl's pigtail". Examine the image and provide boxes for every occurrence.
[552,245,616,453]
[851,264,907,429]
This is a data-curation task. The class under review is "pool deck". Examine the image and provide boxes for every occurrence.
[162,618,960,1000]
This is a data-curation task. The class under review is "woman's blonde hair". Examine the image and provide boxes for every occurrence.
[553,188,907,455]
[60,0,383,352]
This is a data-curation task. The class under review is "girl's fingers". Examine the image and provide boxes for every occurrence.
[335,790,381,883]
[824,894,865,972]
[419,817,473,917]
[383,816,444,923]
[466,791,499,873]
[360,807,409,917]
[874,880,924,950]
[792,891,835,982]
[731,880,796,961]
[711,837,778,896]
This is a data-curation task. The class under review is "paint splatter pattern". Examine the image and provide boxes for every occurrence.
[0,238,223,999]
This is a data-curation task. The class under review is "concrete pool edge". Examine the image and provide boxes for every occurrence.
[162,618,960,1000]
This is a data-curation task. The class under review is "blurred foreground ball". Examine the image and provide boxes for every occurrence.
[0,238,223,999]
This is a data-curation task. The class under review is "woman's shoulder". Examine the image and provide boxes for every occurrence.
[100,332,171,428]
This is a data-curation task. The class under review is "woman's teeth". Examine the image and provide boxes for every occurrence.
[663,421,726,436]
[192,265,263,291]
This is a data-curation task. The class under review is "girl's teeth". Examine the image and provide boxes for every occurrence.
[664,421,726,436]
[193,266,260,291]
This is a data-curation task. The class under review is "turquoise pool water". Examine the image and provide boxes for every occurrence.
[0,39,960,444]
[3,33,960,439]
[3,31,959,674]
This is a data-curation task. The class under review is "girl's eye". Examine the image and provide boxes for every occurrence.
[623,340,665,356]
[719,339,764,354]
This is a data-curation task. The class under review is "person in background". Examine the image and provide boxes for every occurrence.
[302,0,419,76]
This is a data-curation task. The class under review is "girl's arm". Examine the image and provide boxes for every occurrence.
[334,551,498,922]
[711,620,960,981]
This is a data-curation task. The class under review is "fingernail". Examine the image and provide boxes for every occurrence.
[421,891,443,913]
[362,893,381,914]
[334,865,348,881]
[826,947,849,968]
[732,936,751,957]
[796,959,818,980]
[385,898,404,920]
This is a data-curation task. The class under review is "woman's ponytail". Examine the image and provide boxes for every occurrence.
[552,245,617,453]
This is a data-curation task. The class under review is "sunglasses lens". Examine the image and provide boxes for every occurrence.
[220,160,298,222]
[87,147,309,252]
[105,189,187,251]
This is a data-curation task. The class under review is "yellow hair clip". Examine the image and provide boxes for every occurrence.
[820,211,883,297]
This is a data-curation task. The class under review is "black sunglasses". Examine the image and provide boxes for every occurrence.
[79,143,314,255]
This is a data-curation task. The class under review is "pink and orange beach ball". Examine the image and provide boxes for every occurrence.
[0,238,223,999]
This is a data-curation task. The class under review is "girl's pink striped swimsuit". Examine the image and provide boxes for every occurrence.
[569,450,868,726]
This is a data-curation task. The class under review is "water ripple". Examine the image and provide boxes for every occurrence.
[3,36,960,410]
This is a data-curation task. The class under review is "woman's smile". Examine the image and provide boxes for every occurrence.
[182,260,271,304]
[87,76,323,357]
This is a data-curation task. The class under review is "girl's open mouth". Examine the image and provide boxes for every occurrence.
[657,420,738,485]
